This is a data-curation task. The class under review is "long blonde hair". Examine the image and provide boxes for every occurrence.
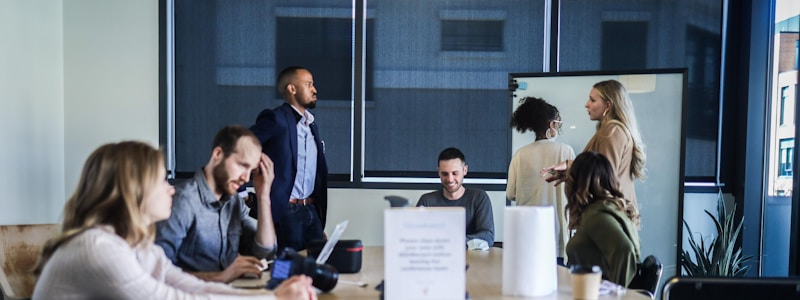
[593,80,647,180]
[34,141,164,275]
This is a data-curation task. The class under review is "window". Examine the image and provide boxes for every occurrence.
[780,86,794,126]
[167,0,542,181]
[762,2,799,276]
[165,0,724,183]
[276,18,353,101]
[272,15,362,175]
[601,21,648,70]
[362,2,542,179]
[684,25,722,178]
[559,1,723,181]
[779,138,794,177]
[441,20,503,52]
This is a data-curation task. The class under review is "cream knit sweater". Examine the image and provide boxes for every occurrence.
[33,226,272,300]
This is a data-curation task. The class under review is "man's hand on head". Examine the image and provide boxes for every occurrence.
[252,153,275,203]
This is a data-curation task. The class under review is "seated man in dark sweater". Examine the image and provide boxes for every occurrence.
[416,147,495,247]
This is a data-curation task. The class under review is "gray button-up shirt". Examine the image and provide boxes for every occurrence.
[155,169,274,272]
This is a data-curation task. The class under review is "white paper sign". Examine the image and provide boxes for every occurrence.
[384,207,465,300]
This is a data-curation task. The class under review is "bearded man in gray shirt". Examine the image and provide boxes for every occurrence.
[156,125,278,283]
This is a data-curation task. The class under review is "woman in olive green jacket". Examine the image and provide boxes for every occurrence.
[564,151,641,287]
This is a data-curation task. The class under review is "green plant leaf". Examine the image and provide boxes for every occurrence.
[679,190,753,277]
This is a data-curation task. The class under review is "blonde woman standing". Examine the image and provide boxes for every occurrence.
[545,80,646,212]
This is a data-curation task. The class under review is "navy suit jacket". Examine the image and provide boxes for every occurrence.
[250,103,328,228]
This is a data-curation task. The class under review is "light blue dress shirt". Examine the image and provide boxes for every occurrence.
[291,108,318,200]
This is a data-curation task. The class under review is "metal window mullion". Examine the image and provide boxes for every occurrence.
[352,0,366,183]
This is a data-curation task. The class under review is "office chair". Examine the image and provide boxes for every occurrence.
[384,195,410,207]
[0,224,60,299]
[661,277,800,300]
[661,276,800,300]
[628,255,663,299]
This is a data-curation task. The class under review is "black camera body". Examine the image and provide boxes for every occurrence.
[307,239,363,273]
[266,247,339,292]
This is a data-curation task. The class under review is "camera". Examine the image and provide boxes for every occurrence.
[266,247,339,292]
[307,239,363,273]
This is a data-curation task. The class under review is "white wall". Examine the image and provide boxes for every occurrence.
[1,1,158,293]
[0,0,158,223]
[0,1,65,225]
[63,0,160,194]
[0,1,159,298]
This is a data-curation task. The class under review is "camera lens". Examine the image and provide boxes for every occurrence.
[270,248,340,292]
[309,263,339,292]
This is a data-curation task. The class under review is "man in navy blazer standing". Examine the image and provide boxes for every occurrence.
[250,66,328,251]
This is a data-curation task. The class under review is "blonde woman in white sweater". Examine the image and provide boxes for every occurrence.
[33,141,315,300]
[507,97,575,263]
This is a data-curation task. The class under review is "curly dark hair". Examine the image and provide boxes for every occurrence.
[510,96,560,138]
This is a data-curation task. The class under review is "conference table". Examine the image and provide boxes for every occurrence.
[232,246,650,299]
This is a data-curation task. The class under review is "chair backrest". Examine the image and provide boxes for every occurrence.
[0,224,60,299]
[384,195,410,207]
[628,255,663,298]
[662,276,800,300]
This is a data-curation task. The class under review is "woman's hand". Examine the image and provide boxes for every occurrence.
[274,275,317,300]
[541,160,569,186]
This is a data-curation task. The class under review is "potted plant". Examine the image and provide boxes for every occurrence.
[680,191,753,276]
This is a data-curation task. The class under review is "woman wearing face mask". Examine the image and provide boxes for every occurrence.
[506,96,575,262]
[543,80,646,213]
[33,141,316,300]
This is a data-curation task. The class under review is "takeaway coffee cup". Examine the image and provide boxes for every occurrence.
[570,265,602,300]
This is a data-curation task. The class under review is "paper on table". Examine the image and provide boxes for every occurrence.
[258,258,270,271]
[502,206,558,297]
[467,239,489,251]
[599,280,627,295]
[384,207,465,300]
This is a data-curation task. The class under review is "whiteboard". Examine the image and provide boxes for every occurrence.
[509,70,686,279]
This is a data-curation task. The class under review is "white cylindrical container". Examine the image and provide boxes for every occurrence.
[502,206,558,297]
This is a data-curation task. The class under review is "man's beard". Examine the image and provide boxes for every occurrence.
[305,100,317,109]
[212,163,235,197]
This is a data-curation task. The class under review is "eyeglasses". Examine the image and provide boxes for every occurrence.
[551,120,563,134]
